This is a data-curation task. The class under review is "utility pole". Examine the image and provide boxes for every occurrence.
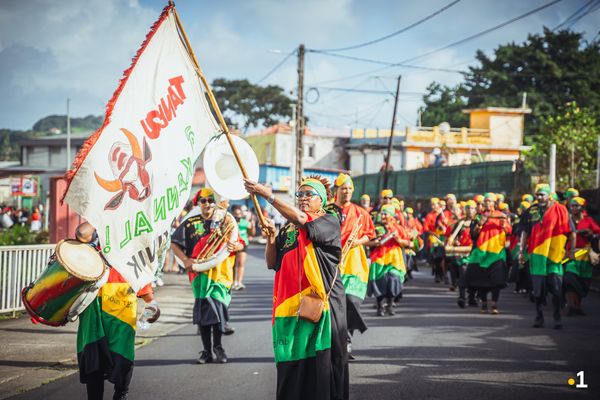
[596,136,600,189]
[66,98,71,170]
[382,75,401,189]
[289,104,297,197]
[295,44,305,191]
[570,144,575,188]
[549,143,556,192]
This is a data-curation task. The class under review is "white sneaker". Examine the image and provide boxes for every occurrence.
[238,283,246,290]
[156,277,164,287]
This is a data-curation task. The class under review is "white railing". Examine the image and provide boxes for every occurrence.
[0,244,56,315]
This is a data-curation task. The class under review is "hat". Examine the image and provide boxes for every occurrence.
[465,200,477,208]
[535,183,551,195]
[521,194,534,202]
[473,194,484,204]
[565,188,579,199]
[381,189,393,198]
[361,194,370,201]
[570,196,585,206]
[483,192,498,202]
[334,173,354,190]
[405,207,414,214]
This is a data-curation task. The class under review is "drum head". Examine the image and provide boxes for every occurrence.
[56,240,105,281]
[203,135,259,200]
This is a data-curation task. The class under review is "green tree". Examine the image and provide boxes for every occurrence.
[418,83,469,127]
[211,79,293,133]
[420,28,600,136]
[524,102,599,190]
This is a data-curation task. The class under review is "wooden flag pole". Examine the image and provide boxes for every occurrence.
[170,3,270,232]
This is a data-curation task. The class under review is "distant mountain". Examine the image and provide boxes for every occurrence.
[0,114,103,161]
[32,114,103,134]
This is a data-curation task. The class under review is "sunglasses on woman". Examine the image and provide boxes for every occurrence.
[199,198,215,204]
[295,190,319,199]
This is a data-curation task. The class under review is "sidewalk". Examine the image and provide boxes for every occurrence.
[0,273,194,400]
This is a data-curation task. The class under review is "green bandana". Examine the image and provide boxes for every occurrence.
[300,178,327,207]
[536,184,551,195]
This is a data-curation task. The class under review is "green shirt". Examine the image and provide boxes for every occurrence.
[238,217,250,245]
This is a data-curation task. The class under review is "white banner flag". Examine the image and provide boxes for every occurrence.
[64,6,219,292]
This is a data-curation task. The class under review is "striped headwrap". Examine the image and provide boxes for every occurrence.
[565,188,579,199]
[381,204,396,216]
[381,189,393,198]
[521,194,534,203]
[535,183,551,195]
[193,187,215,205]
[334,173,354,190]
[473,194,484,204]
[300,178,327,207]
[483,192,498,202]
[570,196,585,206]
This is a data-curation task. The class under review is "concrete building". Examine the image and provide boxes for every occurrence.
[347,107,532,175]
[245,123,348,170]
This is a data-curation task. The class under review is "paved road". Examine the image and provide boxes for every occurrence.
[10,247,600,399]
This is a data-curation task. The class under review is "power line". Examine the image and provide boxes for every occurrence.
[397,0,564,65]
[255,49,296,85]
[314,0,461,52]
[553,0,596,31]
[307,50,465,73]
[311,86,424,96]
[564,0,600,29]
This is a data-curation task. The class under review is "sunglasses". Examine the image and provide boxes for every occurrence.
[198,198,215,204]
[383,196,393,200]
[295,190,319,199]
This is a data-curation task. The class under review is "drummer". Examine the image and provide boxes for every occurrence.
[170,188,244,364]
[75,222,159,400]
[368,204,411,316]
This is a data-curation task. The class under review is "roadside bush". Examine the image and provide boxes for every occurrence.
[0,225,50,245]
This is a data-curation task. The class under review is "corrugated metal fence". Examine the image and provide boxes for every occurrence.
[353,161,531,202]
[0,244,55,315]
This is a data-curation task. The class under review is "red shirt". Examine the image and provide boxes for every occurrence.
[572,213,600,249]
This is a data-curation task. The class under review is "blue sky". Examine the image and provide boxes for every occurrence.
[0,0,598,131]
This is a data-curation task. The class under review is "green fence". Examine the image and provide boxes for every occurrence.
[353,161,531,203]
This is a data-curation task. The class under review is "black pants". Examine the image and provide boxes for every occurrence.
[478,287,500,303]
[86,371,130,400]
[199,323,222,351]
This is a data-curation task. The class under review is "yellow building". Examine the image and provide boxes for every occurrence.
[348,107,531,174]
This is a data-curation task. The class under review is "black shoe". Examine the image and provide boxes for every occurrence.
[214,345,228,363]
[387,305,395,316]
[376,307,385,317]
[113,392,128,400]
[223,324,235,336]
[468,299,478,307]
[197,350,213,364]
[457,298,466,309]
[348,353,356,362]
[449,286,456,292]
[532,315,544,328]
[554,322,563,330]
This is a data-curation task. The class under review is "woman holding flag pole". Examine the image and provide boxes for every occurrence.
[244,176,349,400]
